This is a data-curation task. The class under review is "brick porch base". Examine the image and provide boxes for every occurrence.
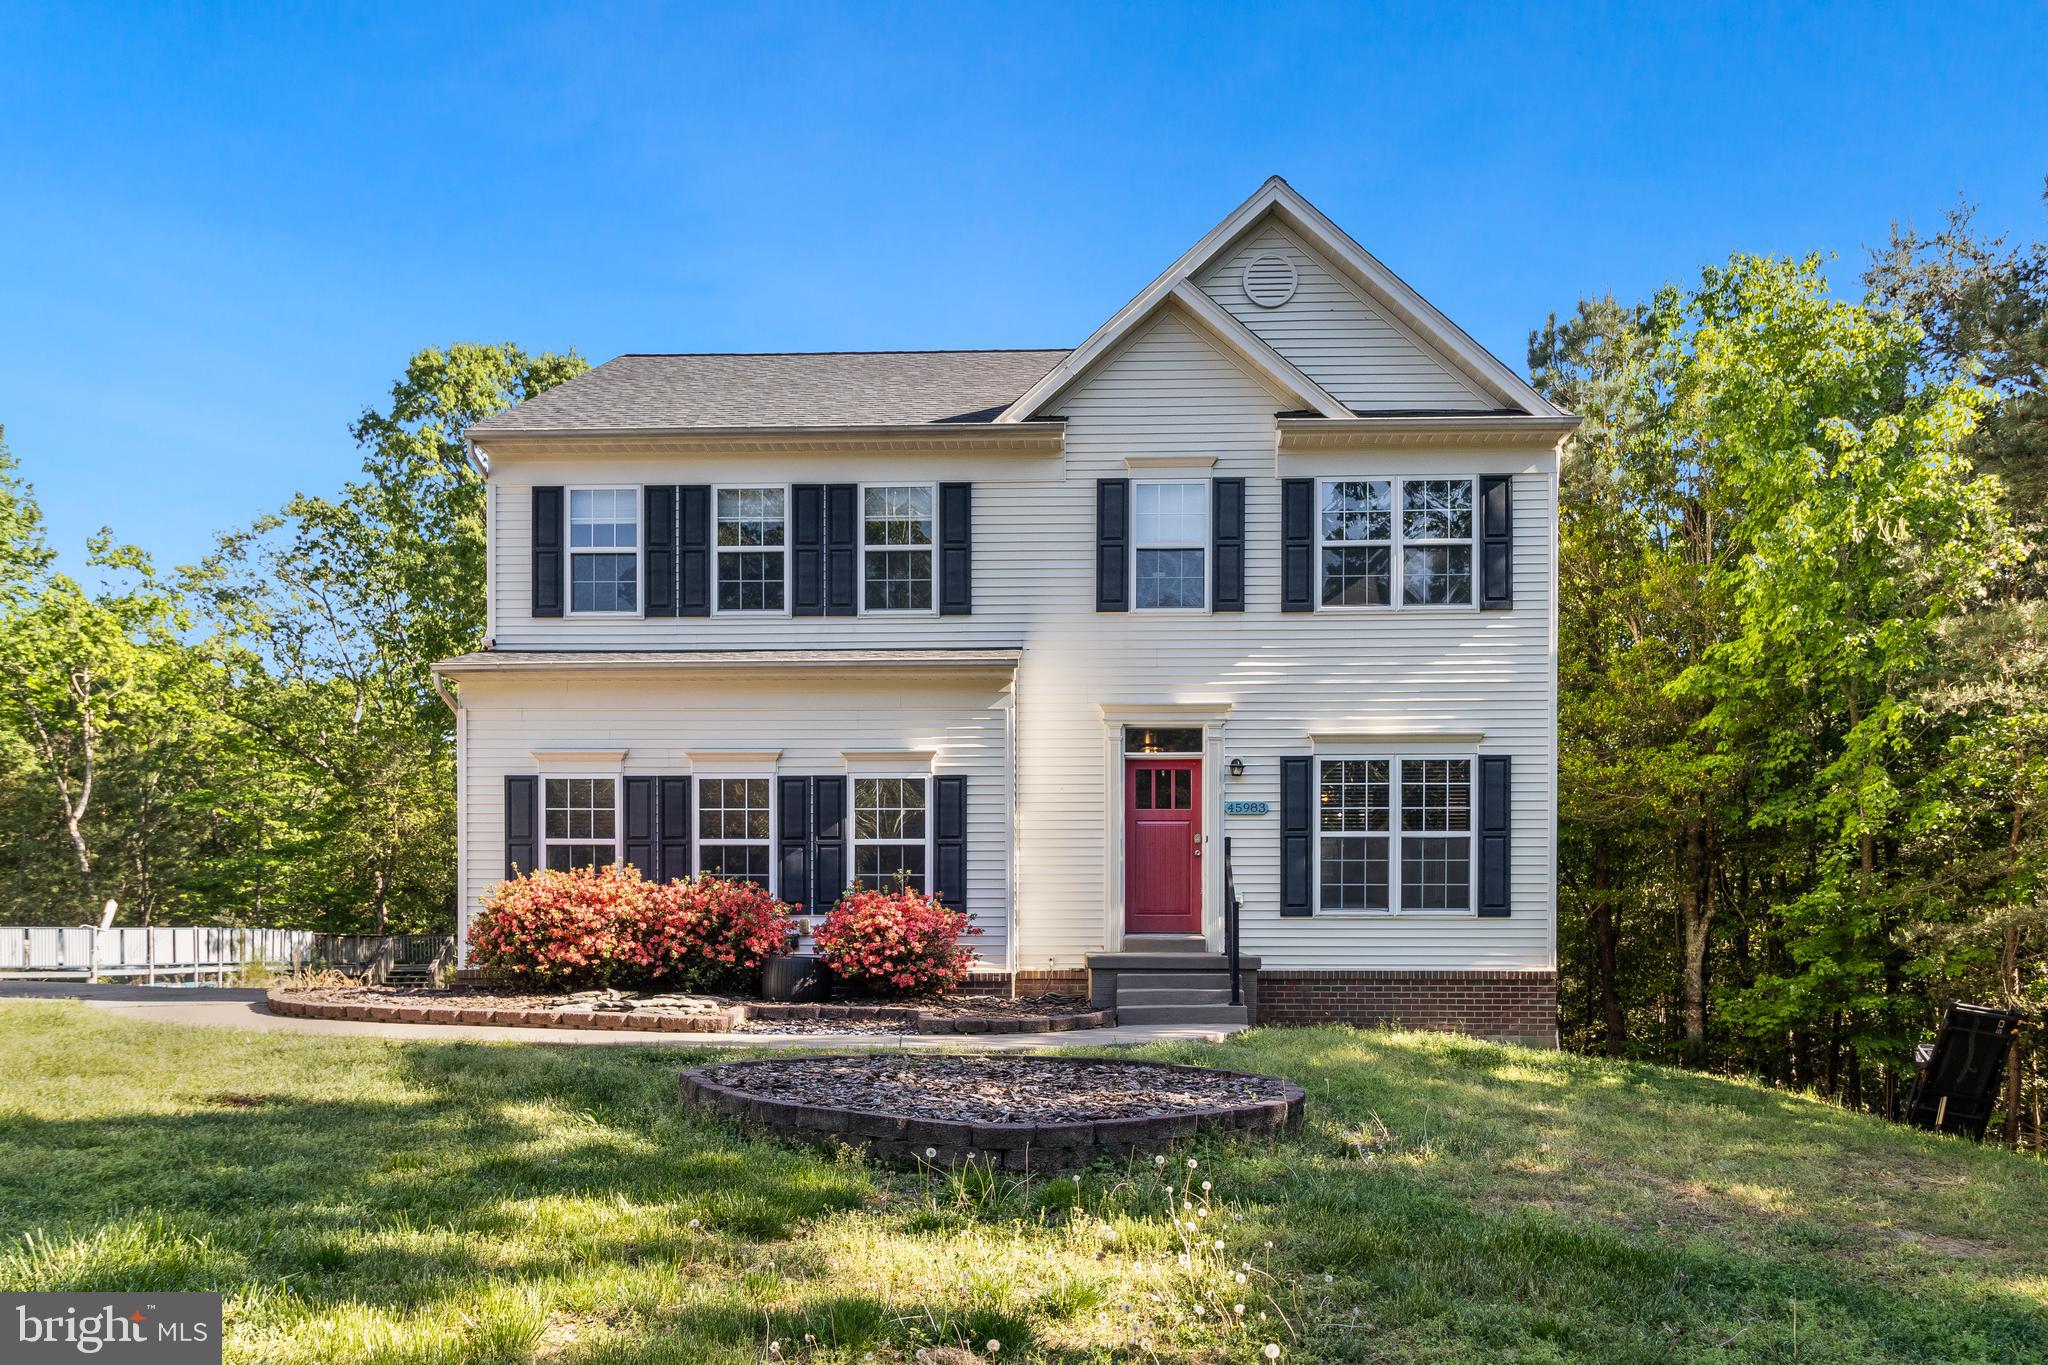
[1253,969,1557,1047]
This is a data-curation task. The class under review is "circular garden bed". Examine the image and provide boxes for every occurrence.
[263,986,1113,1036]
[679,1054,1305,1170]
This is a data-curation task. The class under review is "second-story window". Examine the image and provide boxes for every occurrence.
[1320,480,1393,607]
[715,486,787,613]
[861,484,935,612]
[1132,480,1208,610]
[569,488,639,614]
[1316,477,1476,608]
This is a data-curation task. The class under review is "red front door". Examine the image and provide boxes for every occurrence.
[1125,758,1202,934]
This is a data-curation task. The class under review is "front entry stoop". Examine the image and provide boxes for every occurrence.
[1086,946,1258,1026]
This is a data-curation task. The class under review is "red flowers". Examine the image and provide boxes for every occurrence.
[813,885,978,996]
[468,865,794,992]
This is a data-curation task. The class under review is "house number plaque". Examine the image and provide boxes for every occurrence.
[1223,800,1270,816]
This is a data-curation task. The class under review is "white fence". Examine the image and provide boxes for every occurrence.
[0,926,320,983]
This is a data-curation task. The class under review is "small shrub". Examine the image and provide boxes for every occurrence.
[813,885,978,995]
[640,874,797,993]
[467,864,650,989]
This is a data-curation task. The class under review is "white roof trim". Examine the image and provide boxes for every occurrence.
[996,176,1565,422]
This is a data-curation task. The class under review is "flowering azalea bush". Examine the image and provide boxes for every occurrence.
[813,885,978,995]
[467,864,649,989]
[639,874,796,993]
[469,865,796,992]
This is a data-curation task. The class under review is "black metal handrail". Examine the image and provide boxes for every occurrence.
[1223,836,1243,1006]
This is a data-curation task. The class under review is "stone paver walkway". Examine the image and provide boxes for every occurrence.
[0,981,1245,1049]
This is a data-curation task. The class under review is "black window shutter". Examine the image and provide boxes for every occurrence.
[643,487,678,617]
[622,777,656,874]
[812,776,847,912]
[1280,756,1313,915]
[1478,755,1512,916]
[778,775,812,906]
[939,482,972,615]
[934,775,967,911]
[504,775,538,878]
[792,485,824,616]
[826,483,859,616]
[531,487,564,617]
[657,776,692,882]
[1096,478,1129,611]
[676,486,711,617]
[1281,478,1314,612]
[1212,477,1245,612]
[1479,475,1513,611]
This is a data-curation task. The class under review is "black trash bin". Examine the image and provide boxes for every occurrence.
[762,954,829,1004]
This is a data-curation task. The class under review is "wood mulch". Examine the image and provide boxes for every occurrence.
[694,1055,1292,1124]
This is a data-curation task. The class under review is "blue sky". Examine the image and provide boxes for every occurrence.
[3,2,2044,573]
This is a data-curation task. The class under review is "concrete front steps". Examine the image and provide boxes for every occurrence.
[1085,936,1257,1026]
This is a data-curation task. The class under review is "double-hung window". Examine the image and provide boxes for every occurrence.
[852,776,928,891]
[715,486,787,613]
[696,777,773,887]
[568,488,639,613]
[861,484,935,612]
[543,777,618,870]
[1132,480,1208,610]
[1316,478,1475,608]
[1317,757,1473,912]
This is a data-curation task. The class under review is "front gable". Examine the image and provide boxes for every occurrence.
[1195,221,1494,412]
[1000,177,1565,424]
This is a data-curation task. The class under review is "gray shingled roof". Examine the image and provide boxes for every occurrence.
[469,350,1071,435]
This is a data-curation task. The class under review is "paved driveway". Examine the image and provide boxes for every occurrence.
[0,980,1241,1049]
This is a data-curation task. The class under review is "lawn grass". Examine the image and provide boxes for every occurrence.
[0,1003,2043,1363]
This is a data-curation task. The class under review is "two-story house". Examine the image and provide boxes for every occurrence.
[437,177,1575,1044]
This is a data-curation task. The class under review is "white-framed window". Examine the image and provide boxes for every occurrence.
[696,776,774,888]
[852,776,929,892]
[860,483,936,613]
[714,485,788,614]
[1317,756,1474,913]
[543,776,619,870]
[568,488,640,614]
[1131,479,1209,610]
[1316,477,1476,609]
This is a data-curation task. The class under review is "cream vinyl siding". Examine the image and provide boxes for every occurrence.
[1196,223,1494,412]
[455,669,1013,965]
[469,312,1558,973]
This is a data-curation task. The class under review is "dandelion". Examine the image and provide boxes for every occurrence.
[1182,1199,1193,1211]
[1185,1219,1199,1232]
[1263,1240,1273,1249]
[688,1218,700,1229]
[1201,1179,1212,1192]
[1154,1155,1166,1167]
[985,1341,1001,1355]
[1265,1346,1282,1360]
[1193,1304,1205,1316]
[1198,1208,1209,1219]
[804,1334,815,1345]
[1235,1303,1245,1315]
[926,1146,938,1159]
[1213,1238,1224,1251]
[1322,1273,1333,1283]
[1234,1271,1247,1285]
[1188,1158,1199,1170]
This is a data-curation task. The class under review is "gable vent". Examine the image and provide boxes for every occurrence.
[1242,254,1298,308]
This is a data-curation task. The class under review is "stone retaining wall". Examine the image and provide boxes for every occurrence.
[264,989,1114,1036]
[678,1058,1306,1172]
[1254,969,1557,1046]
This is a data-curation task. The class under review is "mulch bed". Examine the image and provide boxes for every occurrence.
[264,985,1112,1036]
[680,1055,1306,1170]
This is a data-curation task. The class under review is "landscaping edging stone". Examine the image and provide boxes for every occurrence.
[262,989,1116,1036]
[678,1055,1306,1172]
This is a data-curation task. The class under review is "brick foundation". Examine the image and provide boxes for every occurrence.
[1254,970,1557,1046]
